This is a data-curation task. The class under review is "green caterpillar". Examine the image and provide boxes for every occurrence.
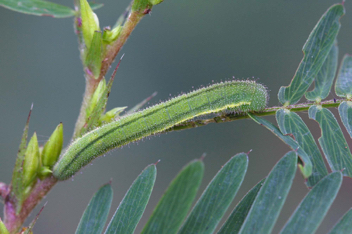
[53,80,268,180]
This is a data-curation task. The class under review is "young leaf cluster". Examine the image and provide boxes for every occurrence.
[249,3,352,188]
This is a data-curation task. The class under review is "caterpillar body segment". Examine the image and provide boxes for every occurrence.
[53,80,268,180]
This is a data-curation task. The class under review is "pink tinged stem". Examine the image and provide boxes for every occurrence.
[4,177,57,234]
[0,182,9,199]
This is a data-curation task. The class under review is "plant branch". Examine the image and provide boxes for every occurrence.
[72,7,147,139]
[98,10,144,81]
[4,177,57,234]
[167,98,346,132]
[72,76,101,139]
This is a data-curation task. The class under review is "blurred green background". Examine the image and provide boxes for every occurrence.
[1,0,351,233]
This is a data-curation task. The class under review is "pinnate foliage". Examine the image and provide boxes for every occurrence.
[74,3,352,233]
[1,0,352,233]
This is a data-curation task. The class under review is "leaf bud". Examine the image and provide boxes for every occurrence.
[103,26,122,44]
[41,123,64,168]
[100,106,127,123]
[23,132,40,187]
[80,0,100,49]
[39,167,53,178]
[149,0,163,5]
[86,79,106,117]
[85,31,103,78]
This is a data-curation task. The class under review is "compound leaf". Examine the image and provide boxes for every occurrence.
[280,172,342,234]
[278,4,344,105]
[141,159,204,234]
[0,0,75,17]
[309,105,352,177]
[75,183,113,234]
[239,151,297,234]
[178,153,248,234]
[276,109,328,187]
[104,164,156,234]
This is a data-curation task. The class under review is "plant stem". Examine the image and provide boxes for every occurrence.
[98,10,144,81]
[72,9,145,139]
[4,177,57,234]
[167,98,345,132]
[3,2,150,232]
[72,76,101,139]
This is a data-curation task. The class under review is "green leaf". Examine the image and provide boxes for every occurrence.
[280,172,342,234]
[85,79,106,122]
[248,113,312,178]
[0,0,75,17]
[85,31,103,79]
[100,107,128,123]
[335,54,352,98]
[218,179,265,234]
[102,26,122,44]
[0,218,10,234]
[276,109,328,187]
[239,151,297,234]
[305,40,338,102]
[11,106,32,214]
[80,0,100,49]
[22,132,40,188]
[75,183,113,234]
[141,159,204,234]
[278,4,344,105]
[89,1,103,11]
[78,64,118,138]
[309,105,352,177]
[81,82,109,134]
[104,164,157,234]
[338,101,352,139]
[328,208,352,234]
[41,123,64,169]
[179,153,248,234]
[149,0,163,5]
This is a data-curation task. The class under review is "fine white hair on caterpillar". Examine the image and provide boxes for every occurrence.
[53,80,268,180]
